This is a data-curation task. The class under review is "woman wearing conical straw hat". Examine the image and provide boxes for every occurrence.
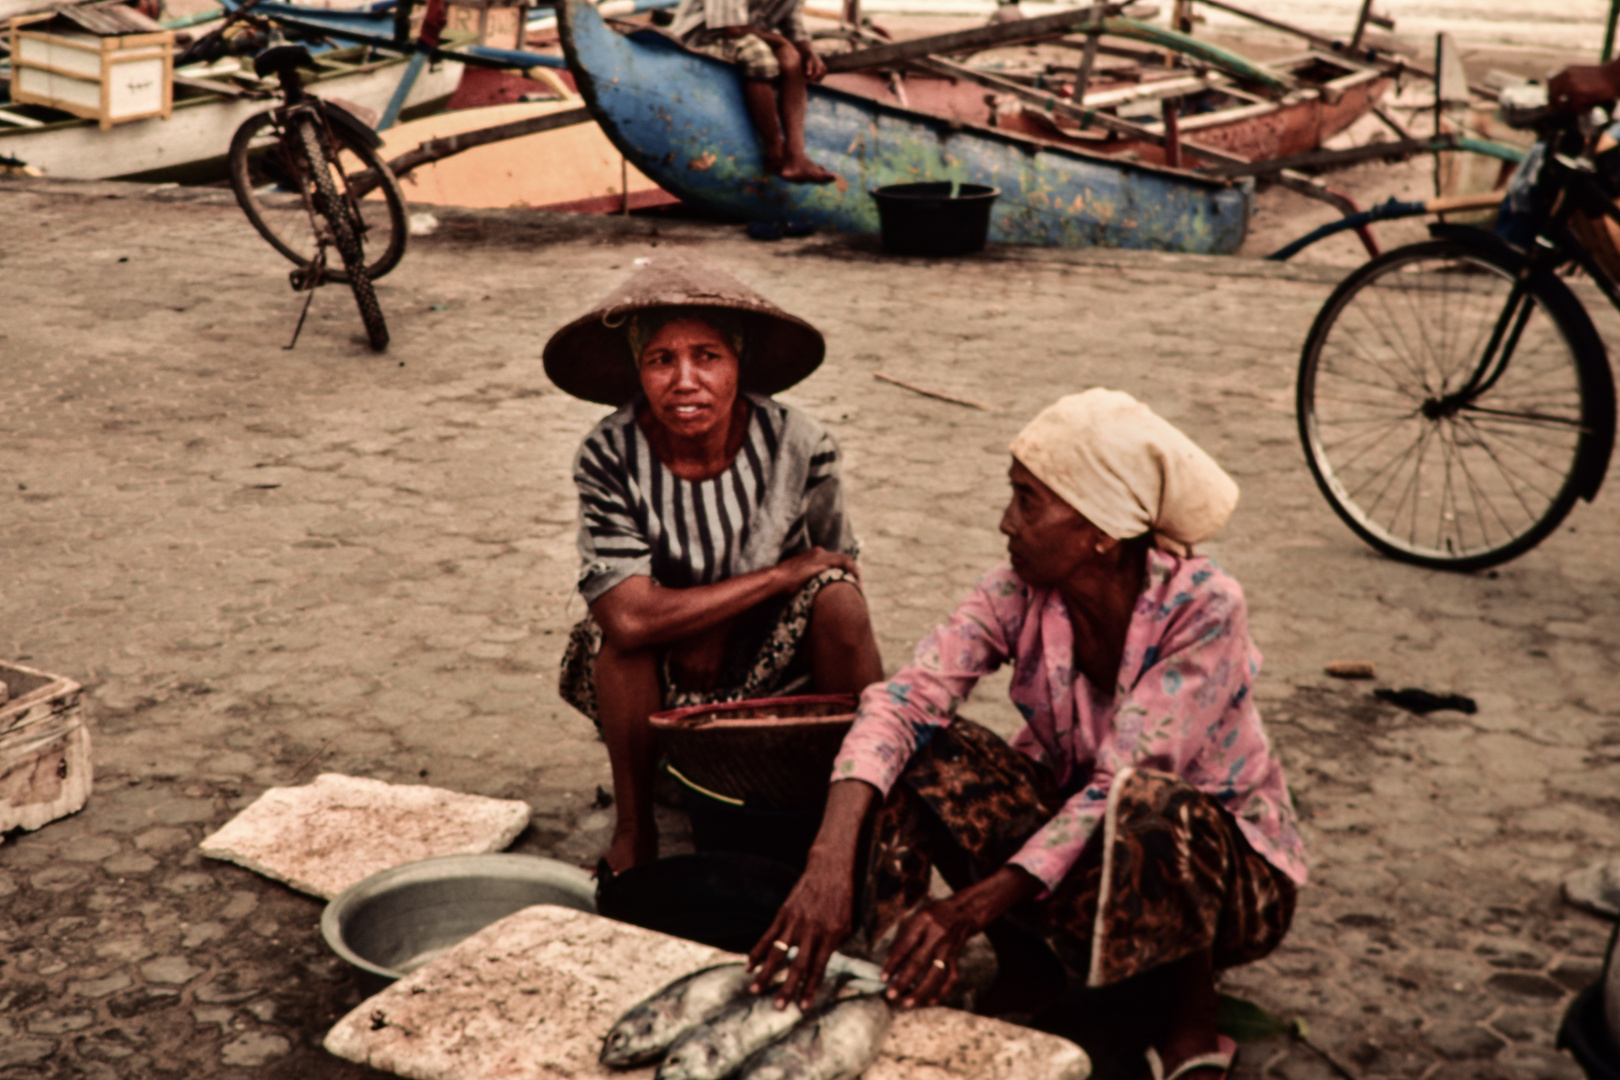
[545,255,883,874]
[749,390,1306,1080]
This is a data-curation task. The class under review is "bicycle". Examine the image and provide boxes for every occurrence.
[1295,84,1620,571]
[228,44,409,352]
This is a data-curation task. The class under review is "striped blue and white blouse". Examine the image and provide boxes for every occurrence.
[573,393,856,604]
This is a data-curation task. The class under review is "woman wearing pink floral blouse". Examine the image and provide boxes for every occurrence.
[749,389,1306,1080]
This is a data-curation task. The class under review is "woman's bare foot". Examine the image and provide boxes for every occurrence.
[778,158,838,184]
[602,823,657,874]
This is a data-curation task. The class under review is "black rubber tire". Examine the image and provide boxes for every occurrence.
[229,109,408,282]
[296,116,389,351]
[1297,237,1608,571]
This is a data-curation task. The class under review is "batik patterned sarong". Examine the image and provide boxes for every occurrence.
[862,719,1296,986]
[559,567,858,726]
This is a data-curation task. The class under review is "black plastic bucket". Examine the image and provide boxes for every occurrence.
[595,852,800,954]
[871,182,1000,256]
[665,761,823,872]
[1559,982,1620,1080]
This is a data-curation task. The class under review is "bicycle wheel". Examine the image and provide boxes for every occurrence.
[229,109,408,282]
[1298,238,1605,571]
[296,115,389,351]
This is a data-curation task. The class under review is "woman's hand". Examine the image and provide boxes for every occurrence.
[667,619,733,692]
[748,855,855,1008]
[880,866,1043,1008]
[747,780,877,1008]
[775,546,860,592]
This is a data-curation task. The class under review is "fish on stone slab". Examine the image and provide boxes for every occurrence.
[735,995,893,1080]
[656,975,883,1080]
[601,962,757,1067]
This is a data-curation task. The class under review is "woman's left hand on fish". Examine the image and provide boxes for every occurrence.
[876,865,1040,1008]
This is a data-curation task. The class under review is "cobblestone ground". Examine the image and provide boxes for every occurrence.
[2,179,1619,1080]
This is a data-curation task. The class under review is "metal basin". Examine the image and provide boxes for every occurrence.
[321,853,596,981]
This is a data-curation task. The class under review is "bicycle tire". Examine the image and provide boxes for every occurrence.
[296,115,390,351]
[1297,237,1608,571]
[229,109,408,282]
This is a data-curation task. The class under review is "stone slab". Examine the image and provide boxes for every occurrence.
[1563,858,1620,919]
[323,906,1089,1080]
[198,773,532,899]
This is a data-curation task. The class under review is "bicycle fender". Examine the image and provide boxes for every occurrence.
[321,102,384,149]
[1569,306,1617,503]
[1424,224,1615,501]
[1520,258,1617,503]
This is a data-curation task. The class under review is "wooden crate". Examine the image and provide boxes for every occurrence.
[447,0,528,51]
[1,660,91,839]
[8,10,174,131]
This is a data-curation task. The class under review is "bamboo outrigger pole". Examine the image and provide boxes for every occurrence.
[1193,0,1498,99]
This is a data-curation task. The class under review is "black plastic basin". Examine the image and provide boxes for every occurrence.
[871,182,1000,257]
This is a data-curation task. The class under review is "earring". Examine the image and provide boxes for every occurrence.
[1095,542,1108,554]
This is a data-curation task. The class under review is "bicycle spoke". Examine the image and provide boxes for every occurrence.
[1339,298,1433,398]
[1320,413,1419,468]
[1457,415,1575,491]
[1450,429,1514,545]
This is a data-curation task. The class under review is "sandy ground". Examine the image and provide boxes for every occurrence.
[3,175,1620,1080]
[3,8,1620,1080]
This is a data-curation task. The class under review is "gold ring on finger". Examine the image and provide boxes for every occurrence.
[931,958,947,971]
[772,940,791,952]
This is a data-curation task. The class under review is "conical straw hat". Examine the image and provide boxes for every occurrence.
[543,254,826,405]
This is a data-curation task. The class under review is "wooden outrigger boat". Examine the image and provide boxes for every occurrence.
[0,42,461,182]
[558,0,1252,252]
[825,51,1389,170]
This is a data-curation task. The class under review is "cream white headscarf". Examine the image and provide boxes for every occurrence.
[1008,389,1239,553]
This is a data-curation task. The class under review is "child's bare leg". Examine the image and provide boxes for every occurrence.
[741,78,786,174]
[769,42,836,183]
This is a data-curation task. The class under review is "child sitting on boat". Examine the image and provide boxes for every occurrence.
[668,0,838,184]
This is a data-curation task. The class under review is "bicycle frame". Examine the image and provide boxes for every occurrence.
[253,57,379,286]
[1434,118,1620,410]
[235,42,394,349]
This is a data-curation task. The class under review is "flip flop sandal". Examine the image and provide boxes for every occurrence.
[746,220,785,241]
[1145,1035,1237,1080]
[782,216,816,237]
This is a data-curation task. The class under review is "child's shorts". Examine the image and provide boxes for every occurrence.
[689,32,780,79]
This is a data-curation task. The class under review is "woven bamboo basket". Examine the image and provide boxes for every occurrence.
[649,694,857,812]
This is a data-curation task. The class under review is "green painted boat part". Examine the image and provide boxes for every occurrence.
[1455,137,1526,164]
[1074,18,1291,92]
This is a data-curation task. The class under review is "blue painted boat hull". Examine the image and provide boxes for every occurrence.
[221,0,571,69]
[558,0,1250,253]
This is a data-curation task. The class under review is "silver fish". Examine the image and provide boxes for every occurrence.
[736,996,893,1080]
[656,973,854,1080]
[601,963,756,1067]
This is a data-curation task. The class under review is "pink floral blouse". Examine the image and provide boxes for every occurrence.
[832,550,1307,895]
